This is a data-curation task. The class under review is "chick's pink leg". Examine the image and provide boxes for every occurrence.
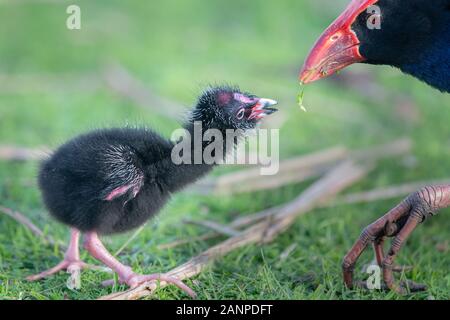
[27,229,94,281]
[84,232,196,298]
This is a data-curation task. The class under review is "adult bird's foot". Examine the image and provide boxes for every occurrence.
[102,272,197,298]
[354,280,427,293]
[342,185,450,294]
[391,265,413,273]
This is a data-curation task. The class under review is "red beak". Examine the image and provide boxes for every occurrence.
[299,0,379,84]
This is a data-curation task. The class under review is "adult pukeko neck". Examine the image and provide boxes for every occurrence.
[299,0,450,93]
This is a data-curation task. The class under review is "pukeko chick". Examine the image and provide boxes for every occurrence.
[299,0,450,293]
[27,86,278,297]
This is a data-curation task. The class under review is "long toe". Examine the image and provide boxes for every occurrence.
[354,279,427,294]
[400,280,428,293]
[392,265,414,273]
[27,259,99,282]
[27,260,71,281]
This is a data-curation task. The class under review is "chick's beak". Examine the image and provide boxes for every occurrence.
[248,98,278,120]
[299,0,377,84]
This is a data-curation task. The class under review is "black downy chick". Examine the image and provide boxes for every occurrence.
[28,86,278,297]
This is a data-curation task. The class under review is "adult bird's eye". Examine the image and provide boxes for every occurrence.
[236,108,245,120]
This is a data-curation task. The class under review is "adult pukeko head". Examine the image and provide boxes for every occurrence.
[299,0,450,92]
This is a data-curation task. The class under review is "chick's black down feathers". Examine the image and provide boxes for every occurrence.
[39,128,179,234]
[38,86,277,235]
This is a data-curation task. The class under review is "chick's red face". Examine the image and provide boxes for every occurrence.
[299,0,379,83]
[232,93,278,122]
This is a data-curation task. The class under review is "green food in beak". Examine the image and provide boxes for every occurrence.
[297,85,307,112]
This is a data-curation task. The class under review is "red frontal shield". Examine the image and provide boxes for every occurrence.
[299,0,379,83]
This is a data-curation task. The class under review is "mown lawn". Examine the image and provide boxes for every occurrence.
[0,0,449,300]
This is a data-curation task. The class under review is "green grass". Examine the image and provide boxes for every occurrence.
[0,0,449,300]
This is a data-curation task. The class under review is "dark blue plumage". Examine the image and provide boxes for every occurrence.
[401,33,450,93]
[353,0,450,92]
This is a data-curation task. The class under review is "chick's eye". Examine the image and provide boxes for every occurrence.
[236,108,245,120]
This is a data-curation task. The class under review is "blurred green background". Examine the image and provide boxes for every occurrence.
[0,0,449,300]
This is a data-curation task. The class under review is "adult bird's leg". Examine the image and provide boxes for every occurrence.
[343,185,450,294]
[83,232,197,298]
[382,211,424,294]
[373,234,412,273]
[27,229,96,281]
